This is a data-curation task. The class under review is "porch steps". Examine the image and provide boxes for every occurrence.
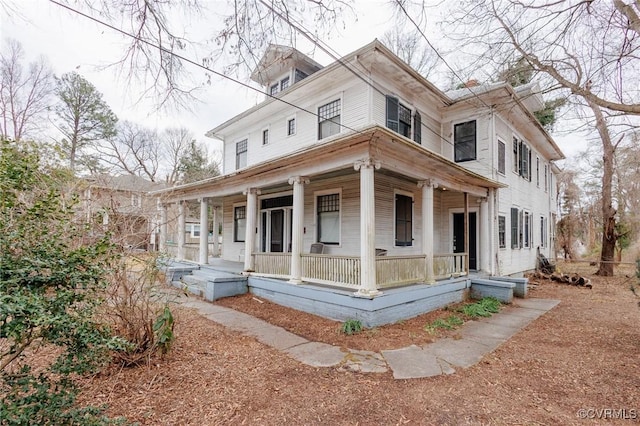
[470,278,516,303]
[169,266,248,302]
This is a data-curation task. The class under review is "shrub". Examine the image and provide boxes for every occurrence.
[0,140,126,424]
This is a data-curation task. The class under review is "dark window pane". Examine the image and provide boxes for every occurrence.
[454,120,476,162]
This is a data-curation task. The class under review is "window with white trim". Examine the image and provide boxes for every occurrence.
[511,207,519,249]
[395,193,413,246]
[498,140,506,175]
[385,95,422,144]
[234,205,246,242]
[236,139,247,169]
[524,211,531,248]
[317,193,340,245]
[262,129,269,145]
[498,215,506,248]
[540,216,547,248]
[270,84,279,96]
[454,120,477,162]
[318,99,341,139]
[544,164,549,192]
[280,76,290,91]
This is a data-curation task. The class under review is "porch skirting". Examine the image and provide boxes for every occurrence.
[248,276,471,328]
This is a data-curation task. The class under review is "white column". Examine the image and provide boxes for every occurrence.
[211,206,220,257]
[243,188,260,272]
[479,196,490,274]
[419,180,437,284]
[177,201,185,261]
[354,159,381,298]
[488,189,496,275]
[289,176,309,283]
[159,202,167,252]
[199,198,209,264]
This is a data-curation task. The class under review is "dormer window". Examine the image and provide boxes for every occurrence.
[270,84,279,95]
[294,69,308,82]
[280,76,290,91]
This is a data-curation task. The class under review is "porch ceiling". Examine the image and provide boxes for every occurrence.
[152,125,504,203]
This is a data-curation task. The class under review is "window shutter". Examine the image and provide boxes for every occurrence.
[413,110,422,144]
[386,96,399,132]
[518,140,524,177]
[511,208,519,249]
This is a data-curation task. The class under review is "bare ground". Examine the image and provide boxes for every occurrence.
[77,262,640,425]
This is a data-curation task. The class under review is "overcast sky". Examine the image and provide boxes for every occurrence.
[1,0,582,161]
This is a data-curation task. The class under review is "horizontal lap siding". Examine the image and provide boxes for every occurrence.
[222,195,247,263]
[222,78,370,174]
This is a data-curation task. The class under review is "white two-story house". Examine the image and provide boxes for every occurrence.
[156,40,563,325]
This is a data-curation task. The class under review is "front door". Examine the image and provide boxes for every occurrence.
[453,212,477,270]
[260,208,292,253]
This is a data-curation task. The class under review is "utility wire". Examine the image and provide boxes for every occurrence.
[260,0,460,148]
[48,0,370,138]
[393,0,492,110]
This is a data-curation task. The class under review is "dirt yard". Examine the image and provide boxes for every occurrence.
[78,262,640,425]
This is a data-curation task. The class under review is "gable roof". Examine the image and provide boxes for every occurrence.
[85,174,167,192]
[249,44,324,86]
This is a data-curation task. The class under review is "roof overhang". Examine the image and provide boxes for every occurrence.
[153,125,505,203]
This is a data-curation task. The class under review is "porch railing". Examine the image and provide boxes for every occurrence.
[301,254,361,289]
[376,255,426,288]
[434,253,468,280]
[253,253,291,277]
[248,252,468,289]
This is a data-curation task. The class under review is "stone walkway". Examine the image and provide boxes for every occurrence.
[180,297,560,379]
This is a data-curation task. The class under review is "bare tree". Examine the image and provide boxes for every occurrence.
[395,0,640,275]
[160,127,192,185]
[381,27,438,77]
[0,38,53,141]
[51,0,353,109]
[96,121,160,181]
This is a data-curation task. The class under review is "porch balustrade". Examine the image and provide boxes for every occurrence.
[301,254,361,289]
[253,252,291,277]
[376,255,427,288]
[433,253,468,279]
[251,252,468,289]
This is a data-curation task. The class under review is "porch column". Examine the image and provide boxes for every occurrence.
[479,196,490,274]
[159,202,167,252]
[199,198,209,264]
[419,180,437,284]
[243,188,260,272]
[177,201,185,261]
[355,159,381,298]
[211,206,220,257]
[488,189,496,275]
[288,176,309,283]
[464,192,469,273]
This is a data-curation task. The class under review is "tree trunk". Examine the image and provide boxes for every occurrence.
[586,101,616,276]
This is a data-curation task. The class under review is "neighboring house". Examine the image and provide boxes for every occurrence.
[154,40,564,325]
[82,174,166,250]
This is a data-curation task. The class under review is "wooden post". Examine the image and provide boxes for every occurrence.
[199,198,209,264]
[289,176,309,283]
[243,188,260,272]
[177,201,185,261]
[419,180,436,284]
[354,159,381,298]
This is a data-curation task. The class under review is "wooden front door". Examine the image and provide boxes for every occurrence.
[453,212,477,270]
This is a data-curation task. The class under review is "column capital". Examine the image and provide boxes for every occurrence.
[198,197,209,203]
[243,188,261,196]
[288,176,310,185]
[418,179,439,189]
[354,158,381,171]
[477,197,488,204]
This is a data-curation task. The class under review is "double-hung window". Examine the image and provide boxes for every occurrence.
[524,211,531,248]
[317,193,340,245]
[454,120,477,162]
[318,99,341,139]
[385,95,422,144]
[511,207,519,249]
[498,140,506,175]
[234,206,246,242]
[395,193,413,246]
[498,215,506,248]
[280,76,290,91]
[236,139,247,169]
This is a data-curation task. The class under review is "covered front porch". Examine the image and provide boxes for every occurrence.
[156,126,504,297]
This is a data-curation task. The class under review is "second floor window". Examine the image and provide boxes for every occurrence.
[498,140,506,175]
[498,215,506,248]
[386,95,421,144]
[318,99,341,139]
[236,139,247,169]
[280,76,290,91]
[262,129,269,145]
[270,84,279,96]
[454,120,476,162]
[287,118,296,136]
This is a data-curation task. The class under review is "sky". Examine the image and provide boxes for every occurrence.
[1,0,583,163]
